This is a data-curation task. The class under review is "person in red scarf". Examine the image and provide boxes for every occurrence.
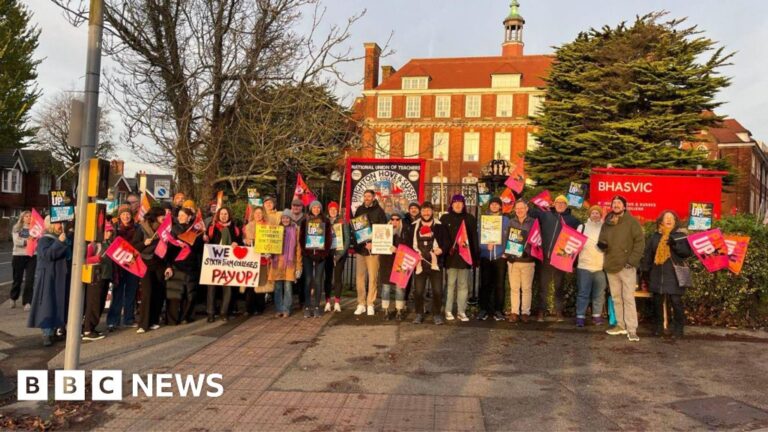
[205,206,242,322]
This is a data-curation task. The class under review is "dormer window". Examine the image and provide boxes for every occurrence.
[736,132,751,142]
[402,76,428,90]
[491,74,521,88]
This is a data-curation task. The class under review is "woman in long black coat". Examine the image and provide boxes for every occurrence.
[166,207,204,324]
[641,210,693,338]
[27,217,69,347]
[133,207,169,333]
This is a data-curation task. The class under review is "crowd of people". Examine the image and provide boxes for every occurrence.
[12,189,692,347]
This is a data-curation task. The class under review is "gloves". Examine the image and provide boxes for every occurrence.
[596,241,608,251]
[295,269,302,279]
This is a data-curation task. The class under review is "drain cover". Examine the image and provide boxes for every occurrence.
[671,396,768,428]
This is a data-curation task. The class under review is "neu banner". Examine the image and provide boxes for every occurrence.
[589,168,725,222]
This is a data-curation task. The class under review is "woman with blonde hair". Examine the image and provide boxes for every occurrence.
[11,211,37,310]
[243,206,271,315]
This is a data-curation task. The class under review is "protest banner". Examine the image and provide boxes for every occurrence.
[345,158,425,220]
[293,173,317,207]
[567,182,586,207]
[332,223,344,251]
[351,214,372,244]
[49,190,75,222]
[504,157,525,194]
[305,220,326,249]
[254,224,284,255]
[531,190,552,211]
[505,227,525,257]
[687,228,729,272]
[549,223,588,273]
[389,244,421,289]
[199,244,260,287]
[480,215,503,245]
[25,208,46,256]
[372,224,393,255]
[723,234,750,275]
[105,236,147,278]
[247,188,262,206]
[688,202,714,230]
[499,187,515,214]
[525,219,544,261]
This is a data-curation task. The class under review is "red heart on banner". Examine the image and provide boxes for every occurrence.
[233,246,248,259]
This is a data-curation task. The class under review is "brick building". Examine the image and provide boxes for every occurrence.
[351,1,550,185]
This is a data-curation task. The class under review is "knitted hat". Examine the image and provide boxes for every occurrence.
[612,195,628,207]
[117,204,132,216]
[309,200,323,212]
[588,205,604,216]
[281,209,292,218]
[263,196,276,205]
[389,211,404,220]
[489,197,503,207]
[554,195,568,204]
[327,201,339,212]
[182,199,196,210]
[408,201,421,210]
[451,194,465,204]
[291,198,303,207]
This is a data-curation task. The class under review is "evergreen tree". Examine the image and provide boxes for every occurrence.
[528,12,732,192]
[0,0,41,150]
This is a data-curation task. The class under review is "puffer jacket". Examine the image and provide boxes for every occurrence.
[641,230,692,295]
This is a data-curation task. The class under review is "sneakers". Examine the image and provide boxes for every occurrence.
[150,324,160,330]
[592,316,605,326]
[395,310,403,321]
[445,311,455,321]
[382,310,391,321]
[136,328,146,334]
[333,302,341,312]
[476,310,489,321]
[521,314,530,323]
[555,312,565,322]
[313,307,321,318]
[9,300,16,309]
[457,313,469,322]
[412,314,424,324]
[536,311,545,322]
[434,315,445,325]
[324,302,331,312]
[354,305,366,315]
[575,318,585,328]
[493,311,505,322]
[107,325,117,333]
[23,304,30,311]
[304,308,312,318]
[82,331,105,341]
[627,332,640,342]
[606,326,628,336]
[42,335,52,347]
[508,313,519,323]
[367,305,375,316]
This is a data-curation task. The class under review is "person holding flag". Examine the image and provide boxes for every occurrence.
[81,221,116,341]
[506,200,537,323]
[107,205,140,331]
[324,201,349,313]
[132,207,169,333]
[378,212,408,321]
[477,198,509,321]
[165,207,204,325]
[440,194,479,322]
[407,201,449,325]
[10,210,38,310]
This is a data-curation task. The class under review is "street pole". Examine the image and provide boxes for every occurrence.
[64,0,104,370]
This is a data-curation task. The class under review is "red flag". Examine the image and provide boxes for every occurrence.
[688,228,729,272]
[724,234,750,275]
[504,157,525,194]
[178,209,205,245]
[500,188,515,214]
[454,220,473,266]
[531,190,552,211]
[26,208,46,256]
[293,173,317,207]
[549,221,588,273]
[154,213,174,258]
[105,236,147,278]
[214,191,224,213]
[526,219,544,261]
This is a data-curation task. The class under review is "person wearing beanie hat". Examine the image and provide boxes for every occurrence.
[574,205,607,328]
[351,189,387,316]
[554,195,568,204]
[439,192,479,322]
[379,211,408,321]
[403,201,421,227]
[182,200,196,211]
[107,202,140,331]
[299,199,332,318]
[27,216,68,346]
[477,195,511,322]
[269,209,303,317]
[324,200,348,313]
[598,194,645,342]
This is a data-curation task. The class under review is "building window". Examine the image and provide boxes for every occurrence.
[435,95,451,118]
[527,132,540,151]
[39,175,51,195]
[375,133,390,159]
[465,95,481,118]
[404,132,420,158]
[402,76,428,90]
[377,96,392,118]
[405,96,421,118]
[494,132,511,161]
[433,132,449,160]
[2,169,21,194]
[496,95,513,117]
[529,94,544,117]
[463,132,480,162]
[491,74,521,88]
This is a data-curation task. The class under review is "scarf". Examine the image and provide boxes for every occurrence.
[654,226,673,265]
[216,221,232,245]
[276,223,297,267]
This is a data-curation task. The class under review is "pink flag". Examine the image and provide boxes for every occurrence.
[549,222,588,273]
[293,173,317,207]
[525,219,544,261]
[504,157,525,194]
[687,228,729,272]
[105,236,147,278]
[154,213,174,258]
[454,220,473,266]
[389,244,421,289]
[26,208,46,256]
[723,234,750,275]
[531,190,552,211]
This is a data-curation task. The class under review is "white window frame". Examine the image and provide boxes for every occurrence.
[405,96,421,118]
[491,74,521,88]
[435,95,451,118]
[433,132,449,160]
[465,95,481,118]
[39,175,51,195]
[402,76,428,90]
[494,132,512,161]
[463,132,480,162]
[2,169,22,194]
[377,96,392,119]
[528,94,544,117]
[375,133,391,159]
[404,132,420,158]
[527,132,540,152]
[496,95,513,117]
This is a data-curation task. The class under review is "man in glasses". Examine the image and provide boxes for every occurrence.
[126,193,140,213]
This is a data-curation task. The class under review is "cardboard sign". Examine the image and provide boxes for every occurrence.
[688,202,714,231]
[105,236,147,278]
[332,223,344,251]
[723,234,750,275]
[480,215,503,245]
[687,228,729,272]
[254,224,284,255]
[199,244,260,287]
[371,224,393,255]
[247,188,262,206]
[549,223,588,273]
[389,244,421,289]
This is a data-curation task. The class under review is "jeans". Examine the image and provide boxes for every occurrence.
[107,269,139,327]
[274,281,293,313]
[380,283,405,310]
[413,268,443,315]
[445,268,470,315]
[576,269,607,319]
[479,258,506,315]
[207,286,232,317]
[303,258,325,309]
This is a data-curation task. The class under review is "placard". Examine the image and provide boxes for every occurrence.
[688,202,714,231]
[247,188,262,206]
[351,214,372,244]
[389,244,421,289]
[567,182,586,207]
[371,224,393,255]
[332,223,344,251]
[254,224,284,255]
[305,220,326,249]
[480,215,503,245]
[49,190,75,222]
[505,227,525,257]
[199,244,260,287]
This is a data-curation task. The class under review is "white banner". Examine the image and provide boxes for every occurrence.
[199,244,260,287]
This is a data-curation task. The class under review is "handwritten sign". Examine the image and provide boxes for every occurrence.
[480,215,503,245]
[254,224,284,255]
[199,244,261,287]
[371,224,393,255]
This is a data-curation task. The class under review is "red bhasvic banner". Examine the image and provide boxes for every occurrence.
[549,222,588,273]
[687,228,729,272]
[723,234,750,275]
[589,168,725,222]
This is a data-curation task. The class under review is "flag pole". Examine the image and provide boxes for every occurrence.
[339,152,348,218]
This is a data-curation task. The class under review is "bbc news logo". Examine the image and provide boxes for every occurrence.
[18,370,224,401]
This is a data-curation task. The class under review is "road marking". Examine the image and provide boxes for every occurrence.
[0,281,11,286]
[0,261,10,265]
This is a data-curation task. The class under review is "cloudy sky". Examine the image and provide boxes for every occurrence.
[24,0,768,176]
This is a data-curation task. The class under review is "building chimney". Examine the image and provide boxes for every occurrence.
[364,42,382,90]
[381,65,396,82]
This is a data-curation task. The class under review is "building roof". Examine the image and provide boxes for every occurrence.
[0,149,18,169]
[707,118,752,144]
[374,55,553,91]
[20,149,65,173]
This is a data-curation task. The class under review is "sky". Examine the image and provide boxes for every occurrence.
[23,0,768,177]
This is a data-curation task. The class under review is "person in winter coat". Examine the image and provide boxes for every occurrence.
[82,222,116,341]
[269,210,303,317]
[299,201,333,318]
[641,210,693,338]
[439,194,480,322]
[205,206,242,321]
[166,207,204,325]
[402,201,421,302]
[506,200,537,323]
[132,206,169,333]
[351,190,388,316]
[27,216,69,347]
[598,195,645,342]
[242,206,271,316]
[263,196,281,226]
[529,195,580,322]
[324,201,349,313]
[575,205,607,327]
[10,211,36,310]
[107,205,140,331]
[406,201,449,325]
[379,212,407,321]
[477,197,509,321]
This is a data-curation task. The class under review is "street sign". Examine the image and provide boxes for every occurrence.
[154,179,171,199]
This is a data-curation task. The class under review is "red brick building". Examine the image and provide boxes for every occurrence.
[351,1,550,185]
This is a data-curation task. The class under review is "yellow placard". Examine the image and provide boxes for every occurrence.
[254,224,284,255]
